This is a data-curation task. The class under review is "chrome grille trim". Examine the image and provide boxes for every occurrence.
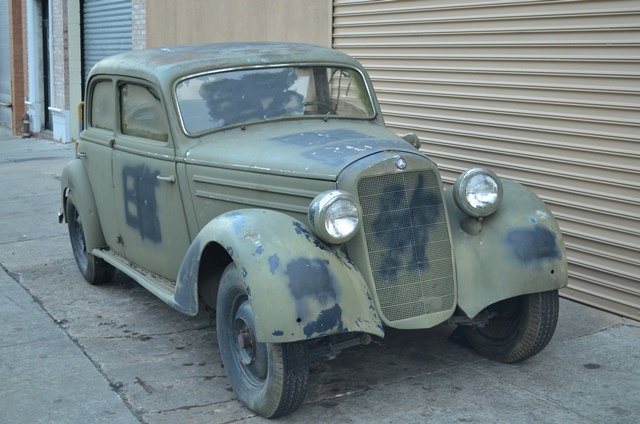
[357,170,455,322]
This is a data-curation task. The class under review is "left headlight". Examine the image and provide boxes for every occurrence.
[453,168,503,218]
[308,190,361,244]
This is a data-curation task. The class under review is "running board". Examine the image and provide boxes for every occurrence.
[92,249,180,311]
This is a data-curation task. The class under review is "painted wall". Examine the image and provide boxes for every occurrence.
[146,0,331,48]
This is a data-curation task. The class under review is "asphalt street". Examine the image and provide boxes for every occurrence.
[1,129,639,424]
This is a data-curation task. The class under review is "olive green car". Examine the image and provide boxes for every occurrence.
[59,43,567,418]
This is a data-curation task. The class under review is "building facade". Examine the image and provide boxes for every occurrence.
[2,0,638,320]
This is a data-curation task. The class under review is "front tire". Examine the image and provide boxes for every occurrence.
[216,263,309,418]
[66,197,114,285]
[461,290,559,363]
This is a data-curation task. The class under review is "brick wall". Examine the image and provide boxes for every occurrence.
[132,0,146,50]
[8,0,26,134]
[51,0,69,109]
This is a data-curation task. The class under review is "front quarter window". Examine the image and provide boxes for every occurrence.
[175,65,375,135]
[90,80,114,130]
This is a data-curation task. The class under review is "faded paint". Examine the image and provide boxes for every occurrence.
[177,209,384,343]
[271,129,409,167]
[445,180,567,318]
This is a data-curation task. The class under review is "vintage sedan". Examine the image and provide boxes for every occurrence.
[59,43,567,418]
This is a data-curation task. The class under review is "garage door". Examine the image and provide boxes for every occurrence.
[82,0,132,84]
[333,0,640,320]
[0,0,12,128]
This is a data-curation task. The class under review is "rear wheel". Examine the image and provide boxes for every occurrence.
[461,290,559,363]
[66,197,114,285]
[216,263,309,418]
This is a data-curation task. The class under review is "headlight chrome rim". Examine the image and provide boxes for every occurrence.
[453,168,503,218]
[308,190,361,244]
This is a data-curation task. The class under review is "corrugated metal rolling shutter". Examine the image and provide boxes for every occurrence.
[82,0,132,83]
[0,0,12,128]
[333,0,640,320]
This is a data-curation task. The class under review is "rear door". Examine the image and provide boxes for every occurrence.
[112,79,190,280]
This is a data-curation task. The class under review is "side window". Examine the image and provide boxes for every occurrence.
[90,80,114,130]
[120,83,168,142]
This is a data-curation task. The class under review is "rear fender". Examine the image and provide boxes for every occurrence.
[446,179,568,318]
[175,209,384,343]
[60,158,106,252]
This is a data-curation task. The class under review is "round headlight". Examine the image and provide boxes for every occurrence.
[453,168,503,218]
[308,190,361,244]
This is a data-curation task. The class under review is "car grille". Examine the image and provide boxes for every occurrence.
[357,170,455,322]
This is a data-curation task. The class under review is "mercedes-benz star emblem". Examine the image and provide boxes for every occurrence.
[395,157,407,170]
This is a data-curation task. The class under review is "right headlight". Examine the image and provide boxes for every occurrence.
[453,168,503,218]
[308,190,361,244]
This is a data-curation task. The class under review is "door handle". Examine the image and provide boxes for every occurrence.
[156,175,176,183]
[76,152,86,158]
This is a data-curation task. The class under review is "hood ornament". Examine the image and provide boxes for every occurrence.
[395,157,407,170]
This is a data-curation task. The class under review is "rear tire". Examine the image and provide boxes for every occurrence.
[66,197,114,285]
[461,290,559,363]
[216,263,309,418]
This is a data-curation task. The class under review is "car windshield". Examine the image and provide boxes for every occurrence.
[175,65,375,134]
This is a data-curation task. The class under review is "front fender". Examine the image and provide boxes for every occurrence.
[176,209,384,343]
[445,179,568,318]
[60,158,106,252]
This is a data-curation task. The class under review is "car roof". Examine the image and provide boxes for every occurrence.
[89,42,363,87]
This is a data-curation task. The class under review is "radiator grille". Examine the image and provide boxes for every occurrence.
[358,171,454,322]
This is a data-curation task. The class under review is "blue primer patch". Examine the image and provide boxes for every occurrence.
[370,174,442,284]
[268,254,280,274]
[285,257,344,337]
[292,222,329,252]
[507,225,559,263]
[303,304,344,337]
[122,165,162,243]
[272,330,284,336]
[286,258,337,304]
[226,211,246,233]
[255,245,264,255]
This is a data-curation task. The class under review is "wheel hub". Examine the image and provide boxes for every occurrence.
[232,299,268,379]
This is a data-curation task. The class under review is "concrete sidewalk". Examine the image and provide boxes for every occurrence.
[1,130,639,423]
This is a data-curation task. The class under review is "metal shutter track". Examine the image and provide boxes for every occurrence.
[0,0,12,128]
[333,0,640,320]
[83,0,132,82]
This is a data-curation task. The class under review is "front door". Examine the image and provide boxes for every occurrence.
[112,80,190,281]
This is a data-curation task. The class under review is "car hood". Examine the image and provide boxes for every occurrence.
[184,120,418,180]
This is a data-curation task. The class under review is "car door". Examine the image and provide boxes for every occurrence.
[80,77,124,256]
[111,79,190,281]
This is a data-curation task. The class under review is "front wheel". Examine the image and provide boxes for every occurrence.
[216,263,309,418]
[461,290,559,363]
[66,197,115,285]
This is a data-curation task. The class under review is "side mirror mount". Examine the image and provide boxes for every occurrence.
[400,132,421,150]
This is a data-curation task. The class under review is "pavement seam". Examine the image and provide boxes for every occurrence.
[464,364,601,423]
[556,323,625,343]
[0,233,68,246]
[146,398,241,415]
[0,260,148,424]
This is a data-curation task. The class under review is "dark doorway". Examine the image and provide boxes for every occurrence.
[41,0,52,131]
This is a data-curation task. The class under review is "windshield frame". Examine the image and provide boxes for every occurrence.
[173,62,377,137]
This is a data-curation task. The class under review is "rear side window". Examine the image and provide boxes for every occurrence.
[90,80,114,130]
[120,83,168,142]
